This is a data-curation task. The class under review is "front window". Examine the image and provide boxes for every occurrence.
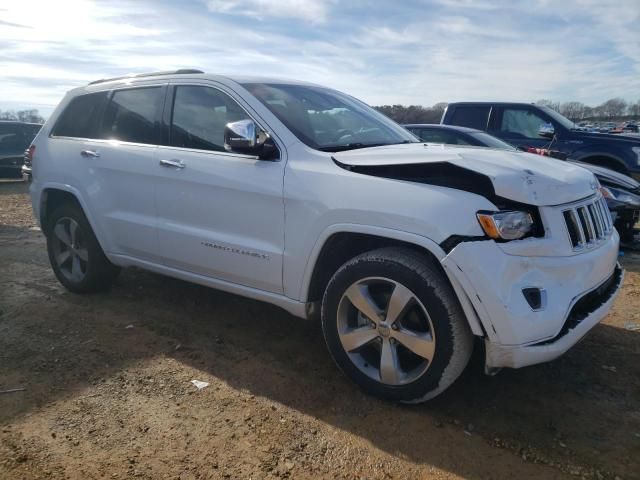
[499,108,552,139]
[242,83,418,152]
[169,86,251,152]
[538,106,577,130]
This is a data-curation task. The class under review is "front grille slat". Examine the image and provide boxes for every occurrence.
[599,199,612,230]
[562,195,612,250]
[588,204,602,238]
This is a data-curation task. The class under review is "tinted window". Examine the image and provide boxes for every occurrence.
[52,92,108,138]
[0,124,25,155]
[499,108,549,139]
[469,132,517,150]
[0,124,41,155]
[243,83,417,151]
[413,128,471,145]
[169,86,251,152]
[448,106,490,130]
[101,87,162,144]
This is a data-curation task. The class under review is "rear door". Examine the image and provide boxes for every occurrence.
[50,85,165,261]
[154,82,286,293]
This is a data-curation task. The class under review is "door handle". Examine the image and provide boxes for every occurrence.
[81,150,100,158]
[159,159,186,169]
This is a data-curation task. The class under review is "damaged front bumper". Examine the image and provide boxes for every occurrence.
[484,265,623,369]
[442,232,623,370]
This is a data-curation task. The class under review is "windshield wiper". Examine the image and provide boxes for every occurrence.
[318,141,416,152]
[317,142,384,152]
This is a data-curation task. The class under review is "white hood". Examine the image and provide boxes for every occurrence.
[333,144,598,206]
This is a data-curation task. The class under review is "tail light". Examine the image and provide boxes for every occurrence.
[24,144,35,166]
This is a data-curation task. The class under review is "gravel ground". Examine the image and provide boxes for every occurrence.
[1,179,639,480]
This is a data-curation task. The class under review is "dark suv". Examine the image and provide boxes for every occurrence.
[441,102,640,178]
[0,121,41,177]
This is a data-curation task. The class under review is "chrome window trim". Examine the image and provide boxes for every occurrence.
[48,80,283,161]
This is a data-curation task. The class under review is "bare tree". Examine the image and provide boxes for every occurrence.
[0,109,18,121]
[599,98,628,119]
[0,109,45,123]
[536,99,561,112]
[560,102,586,122]
[16,109,45,124]
[375,104,445,124]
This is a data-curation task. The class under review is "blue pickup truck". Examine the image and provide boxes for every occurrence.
[441,102,640,178]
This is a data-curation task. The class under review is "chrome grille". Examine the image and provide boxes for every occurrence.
[563,197,612,250]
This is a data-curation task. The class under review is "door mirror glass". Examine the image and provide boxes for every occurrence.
[538,122,555,138]
[224,119,278,159]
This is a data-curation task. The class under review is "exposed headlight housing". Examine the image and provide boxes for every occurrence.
[477,211,534,240]
[600,185,640,207]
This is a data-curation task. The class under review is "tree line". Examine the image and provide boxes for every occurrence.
[0,109,46,124]
[536,98,640,122]
[375,98,640,124]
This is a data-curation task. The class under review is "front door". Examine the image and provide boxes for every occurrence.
[154,83,285,293]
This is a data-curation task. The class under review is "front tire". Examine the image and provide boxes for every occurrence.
[46,203,120,293]
[321,247,473,403]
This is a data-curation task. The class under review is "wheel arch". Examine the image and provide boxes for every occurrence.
[38,184,109,254]
[299,225,485,336]
[570,152,630,175]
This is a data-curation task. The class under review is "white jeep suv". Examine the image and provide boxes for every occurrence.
[28,70,623,402]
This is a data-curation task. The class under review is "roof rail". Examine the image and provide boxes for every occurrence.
[88,69,204,85]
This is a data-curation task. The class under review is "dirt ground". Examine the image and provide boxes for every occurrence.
[0,179,639,480]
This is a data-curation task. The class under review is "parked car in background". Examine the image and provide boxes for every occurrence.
[441,102,640,178]
[405,124,640,242]
[0,121,41,177]
[27,70,622,402]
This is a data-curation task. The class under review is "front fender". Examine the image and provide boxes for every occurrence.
[295,223,486,336]
[568,148,631,173]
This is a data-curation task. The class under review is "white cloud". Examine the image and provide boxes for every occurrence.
[0,0,638,118]
[206,0,335,23]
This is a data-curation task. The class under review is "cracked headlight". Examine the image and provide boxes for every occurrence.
[476,211,534,240]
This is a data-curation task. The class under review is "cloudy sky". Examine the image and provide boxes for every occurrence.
[1,0,639,118]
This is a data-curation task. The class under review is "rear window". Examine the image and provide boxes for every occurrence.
[447,106,490,130]
[52,92,108,138]
[412,128,471,145]
[100,87,162,144]
[0,123,40,155]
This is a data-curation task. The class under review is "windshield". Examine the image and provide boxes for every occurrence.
[469,132,517,151]
[242,83,419,152]
[538,106,577,130]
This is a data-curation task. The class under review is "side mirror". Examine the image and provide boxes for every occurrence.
[224,119,278,159]
[538,123,555,138]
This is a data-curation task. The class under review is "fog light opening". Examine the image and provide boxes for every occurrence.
[522,287,546,311]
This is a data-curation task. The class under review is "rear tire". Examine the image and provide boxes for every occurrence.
[321,247,473,403]
[46,203,120,293]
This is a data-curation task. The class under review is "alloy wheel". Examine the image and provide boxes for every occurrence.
[51,217,89,283]
[336,277,436,386]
